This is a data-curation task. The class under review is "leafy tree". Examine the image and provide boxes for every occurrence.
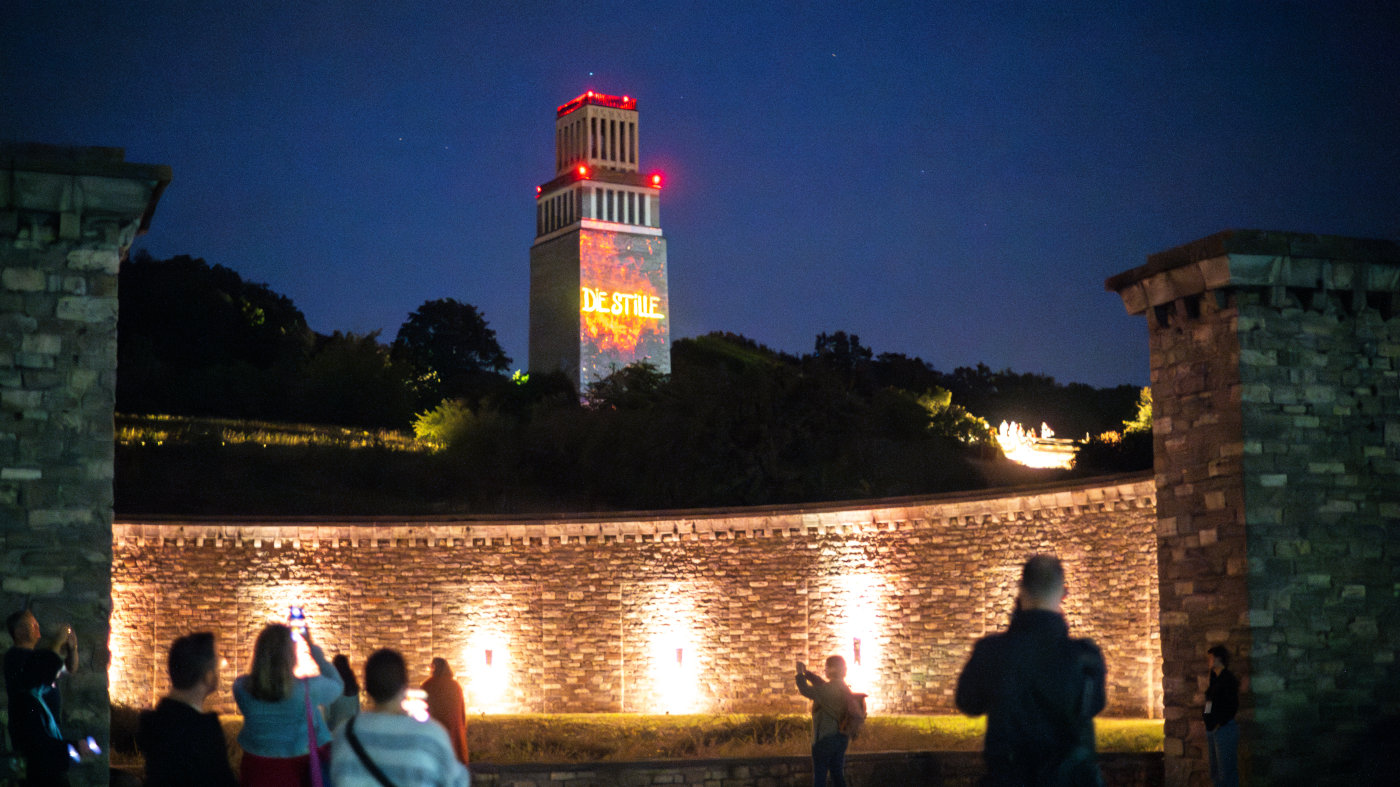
[392,298,510,407]
[809,331,876,393]
[117,251,313,418]
[293,331,416,428]
[482,369,578,422]
[1073,387,1154,474]
[939,363,1139,438]
[916,388,993,446]
[585,361,667,410]
[413,399,476,445]
[1124,386,1153,432]
[871,351,946,394]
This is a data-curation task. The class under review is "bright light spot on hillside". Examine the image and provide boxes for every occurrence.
[997,421,1079,469]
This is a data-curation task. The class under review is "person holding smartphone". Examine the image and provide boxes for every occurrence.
[234,619,342,786]
[4,609,92,786]
[795,655,856,787]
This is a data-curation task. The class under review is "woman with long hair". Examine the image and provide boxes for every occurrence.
[234,623,342,786]
[323,653,360,732]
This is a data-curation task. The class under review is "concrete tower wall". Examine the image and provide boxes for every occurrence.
[528,233,582,381]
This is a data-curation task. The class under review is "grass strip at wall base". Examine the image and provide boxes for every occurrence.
[111,709,1161,771]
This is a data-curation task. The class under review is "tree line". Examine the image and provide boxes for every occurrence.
[117,251,510,428]
[115,252,1148,512]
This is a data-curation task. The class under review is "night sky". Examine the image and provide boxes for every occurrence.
[5,2,1398,388]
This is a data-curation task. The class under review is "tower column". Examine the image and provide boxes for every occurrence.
[1107,230,1400,784]
[1,144,169,786]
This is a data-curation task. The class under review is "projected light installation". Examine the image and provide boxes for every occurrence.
[530,90,670,392]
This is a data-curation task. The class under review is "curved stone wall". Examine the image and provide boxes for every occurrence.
[111,472,1160,717]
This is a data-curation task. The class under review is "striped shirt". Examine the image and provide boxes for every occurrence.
[330,712,470,787]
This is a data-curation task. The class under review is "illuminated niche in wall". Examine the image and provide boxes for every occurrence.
[462,629,513,714]
[829,573,885,711]
[578,229,668,384]
[632,581,703,714]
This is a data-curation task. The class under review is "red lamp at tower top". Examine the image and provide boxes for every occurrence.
[557,91,638,117]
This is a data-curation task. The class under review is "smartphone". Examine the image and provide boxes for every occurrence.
[288,605,308,639]
[403,688,429,722]
[796,660,806,674]
[66,737,100,763]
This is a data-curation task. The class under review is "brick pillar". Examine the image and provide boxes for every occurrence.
[1107,230,1400,784]
[1,144,169,786]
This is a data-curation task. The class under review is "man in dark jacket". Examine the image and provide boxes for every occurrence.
[136,632,237,787]
[5,610,82,786]
[1203,644,1239,787]
[956,555,1107,786]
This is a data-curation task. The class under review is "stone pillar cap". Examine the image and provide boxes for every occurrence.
[1105,229,1400,315]
[1,142,172,233]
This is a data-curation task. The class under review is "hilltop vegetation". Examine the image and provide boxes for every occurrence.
[114,253,1148,515]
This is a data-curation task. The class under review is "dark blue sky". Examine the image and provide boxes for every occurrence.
[6,1,1397,387]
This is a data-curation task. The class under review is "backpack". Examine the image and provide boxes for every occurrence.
[838,691,868,740]
[1045,644,1106,787]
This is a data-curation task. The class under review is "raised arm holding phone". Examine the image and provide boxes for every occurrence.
[5,609,96,786]
[795,655,860,787]
[233,612,342,787]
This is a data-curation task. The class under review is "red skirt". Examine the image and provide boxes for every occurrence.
[239,744,331,787]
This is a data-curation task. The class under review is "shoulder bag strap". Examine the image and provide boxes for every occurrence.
[301,678,324,787]
[346,717,399,787]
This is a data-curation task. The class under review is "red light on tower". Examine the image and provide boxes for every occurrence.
[578,165,590,178]
[535,186,542,200]
[649,173,662,189]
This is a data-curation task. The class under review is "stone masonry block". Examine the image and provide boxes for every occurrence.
[1,389,43,409]
[2,575,65,594]
[19,333,62,355]
[28,508,94,528]
[1,467,42,480]
[65,247,121,273]
[2,268,46,292]
[54,295,117,324]
[14,352,55,369]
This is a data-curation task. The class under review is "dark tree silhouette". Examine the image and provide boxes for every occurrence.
[117,251,313,418]
[392,298,510,406]
[293,331,416,428]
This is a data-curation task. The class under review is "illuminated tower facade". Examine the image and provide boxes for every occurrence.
[529,91,669,392]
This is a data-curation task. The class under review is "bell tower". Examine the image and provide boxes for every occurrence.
[528,91,670,392]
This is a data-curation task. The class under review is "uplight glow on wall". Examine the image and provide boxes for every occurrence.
[578,229,669,384]
[463,630,513,713]
[832,573,884,709]
[633,581,703,714]
[108,582,143,707]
